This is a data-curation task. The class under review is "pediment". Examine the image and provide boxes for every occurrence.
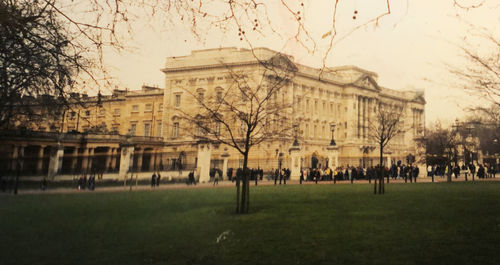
[263,53,298,73]
[353,75,380,91]
[414,95,426,104]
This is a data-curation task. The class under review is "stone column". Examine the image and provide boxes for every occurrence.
[71,148,78,173]
[196,142,212,183]
[327,145,339,169]
[110,148,118,171]
[11,145,19,171]
[119,144,134,178]
[12,145,26,172]
[81,148,89,173]
[36,145,45,174]
[149,149,156,171]
[48,144,64,179]
[363,97,367,139]
[357,96,361,138]
[136,149,143,172]
[105,147,112,172]
[221,152,230,180]
[87,148,94,173]
[289,145,301,180]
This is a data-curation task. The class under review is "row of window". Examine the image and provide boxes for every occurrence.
[173,89,251,107]
[129,122,162,137]
[67,103,164,119]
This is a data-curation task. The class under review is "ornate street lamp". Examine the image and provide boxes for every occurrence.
[329,122,336,146]
[293,123,299,146]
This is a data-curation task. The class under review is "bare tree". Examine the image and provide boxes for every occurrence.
[368,100,407,194]
[424,121,464,182]
[175,54,297,213]
[448,25,500,106]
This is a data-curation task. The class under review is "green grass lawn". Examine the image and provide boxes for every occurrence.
[1,182,499,265]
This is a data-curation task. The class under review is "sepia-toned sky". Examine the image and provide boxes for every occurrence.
[100,0,498,126]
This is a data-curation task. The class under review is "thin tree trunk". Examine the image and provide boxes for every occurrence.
[246,176,250,213]
[240,174,246,213]
[240,153,250,214]
[236,174,240,213]
[378,173,382,194]
[382,174,385,194]
[379,143,384,195]
[374,175,377,194]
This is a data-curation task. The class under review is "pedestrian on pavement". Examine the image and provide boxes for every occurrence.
[214,170,219,186]
[279,169,284,185]
[274,169,279,185]
[151,172,157,188]
[156,172,161,187]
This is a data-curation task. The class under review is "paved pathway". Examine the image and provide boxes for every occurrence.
[2,175,497,195]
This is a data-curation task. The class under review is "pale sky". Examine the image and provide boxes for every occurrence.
[99,0,499,126]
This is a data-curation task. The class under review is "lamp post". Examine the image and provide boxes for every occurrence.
[327,122,338,171]
[329,123,336,146]
[293,123,299,146]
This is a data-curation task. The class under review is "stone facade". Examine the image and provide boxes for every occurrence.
[0,47,425,180]
[161,48,425,180]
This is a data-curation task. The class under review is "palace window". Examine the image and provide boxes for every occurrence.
[129,123,137,135]
[215,122,221,136]
[145,104,152,112]
[216,91,223,103]
[175,94,181,107]
[158,103,163,111]
[172,122,179,138]
[131,105,139,113]
[85,110,91,117]
[114,108,120,116]
[156,122,162,136]
[144,123,151,136]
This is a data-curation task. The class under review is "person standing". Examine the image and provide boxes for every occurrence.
[213,170,219,186]
[274,169,279,185]
[89,174,95,191]
[41,177,47,191]
[151,172,157,188]
[453,164,460,179]
[228,168,233,182]
[469,163,476,181]
[284,168,289,185]
[300,169,304,184]
[254,169,258,186]
[156,172,161,187]
[413,166,419,183]
[279,169,284,185]
[188,171,195,185]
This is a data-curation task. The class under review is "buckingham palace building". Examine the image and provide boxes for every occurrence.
[159,47,425,181]
[0,47,425,182]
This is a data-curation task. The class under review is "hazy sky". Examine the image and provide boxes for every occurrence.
[101,0,499,126]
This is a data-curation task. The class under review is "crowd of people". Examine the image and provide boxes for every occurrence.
[151,172,161,187]
[296,164,420,184]
[426,163,497,180]
[77,173,96,191]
